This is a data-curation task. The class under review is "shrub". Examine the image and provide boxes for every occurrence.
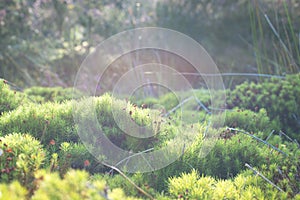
[220,108,279,134]
[0,133,45,195]
[148,127,288,191]
[167,169,288,200]
[133,89,212,113]
[24,86,84,103]
[0,101,77,146]
[74,94,177,153]
[0,79,26,115]
[227,74,300,140]
[168,170,215,199]
[185,130,287,178]
[0,93,176,151]
[241,141,300,198]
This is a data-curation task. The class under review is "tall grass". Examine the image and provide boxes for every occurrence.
[249,0,300,75]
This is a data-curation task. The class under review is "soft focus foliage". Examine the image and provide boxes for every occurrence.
[0,79,26,115]
[0,133,45,195]
[0,0,299,87]
[24,86,84,103]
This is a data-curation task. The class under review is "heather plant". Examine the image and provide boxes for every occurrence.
[227,73,300,140]
[0,133,45,196]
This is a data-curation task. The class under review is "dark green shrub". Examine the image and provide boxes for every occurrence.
[0,79,26,115]
[24,86,84,103]
[227,74,300,140]
[0,133,45,194]
[221,108,279,134]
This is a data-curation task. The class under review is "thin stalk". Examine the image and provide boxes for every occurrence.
[264,14,295,65]
[109,148,154,172]
[228,128,287,156]
[102,162,155,200]
[163,96,194,117]
[249,1,263,75]
[283,1,300,66]
[245,163,284,192]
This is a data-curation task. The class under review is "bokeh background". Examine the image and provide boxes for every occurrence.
[0,0,299,88]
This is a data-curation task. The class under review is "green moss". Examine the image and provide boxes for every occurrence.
[168,169,288,200]
[0,79,27,115]
[24,86,84,103]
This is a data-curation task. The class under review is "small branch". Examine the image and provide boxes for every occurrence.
[279,130,293,142]
[109,148,154,174]
[163,96,194,117]
[102,162,155,200]
[228,128,287,156]
[245,163,284,192]
[194,97,211,114]
[278,130,299,148]
[266,130,275,141]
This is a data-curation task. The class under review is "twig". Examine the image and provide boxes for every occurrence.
[1,78,37,103]
[102,162,155,200]
[245,163,284,192]
[108,148,154,174]
[228,128,287,156]
[279,130,293,142]
[266,130,275,141]
[163,96,194,117]
[194,97,211,114]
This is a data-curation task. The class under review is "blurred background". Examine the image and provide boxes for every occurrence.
[0,0,299,88]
